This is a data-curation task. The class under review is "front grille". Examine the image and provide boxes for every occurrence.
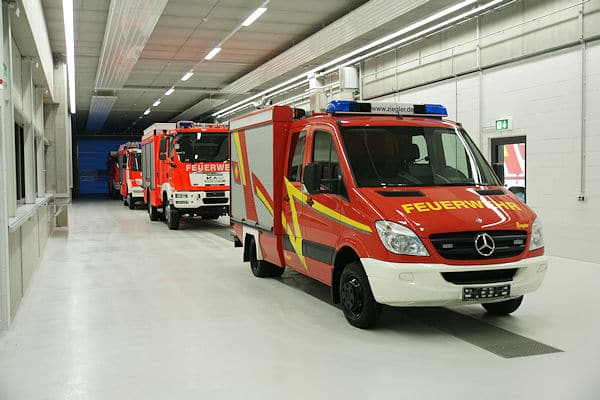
[429,230,527,260]
[206,191,226,197]
[203,198,228,204]
[442,269,517,284]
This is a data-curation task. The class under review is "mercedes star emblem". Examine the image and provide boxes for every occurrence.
[475,217,483,224]
[475,233,495,257]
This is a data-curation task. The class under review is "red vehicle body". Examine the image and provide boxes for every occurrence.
[141,121,230,229]
[107,151,120,198]
[117,142,144,209]
[230,101,547,328]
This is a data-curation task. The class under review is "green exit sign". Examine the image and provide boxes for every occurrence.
[496,118,511,131]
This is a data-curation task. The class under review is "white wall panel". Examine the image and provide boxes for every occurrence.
[11,38,22,116]
[8,231,21,320]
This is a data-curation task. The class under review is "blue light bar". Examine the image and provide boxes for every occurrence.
[326,100,360,114]
[177,121,194,128]
[425,104,447,116]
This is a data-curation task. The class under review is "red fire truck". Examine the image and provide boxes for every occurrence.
[107,151,120,198]
[141,121,230,229]
[117,142,144,209]
[230,101,547,328]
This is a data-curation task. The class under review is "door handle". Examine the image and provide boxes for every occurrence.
[306,198,314,206]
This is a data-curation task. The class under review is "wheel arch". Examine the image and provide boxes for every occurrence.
[331,246,361,304]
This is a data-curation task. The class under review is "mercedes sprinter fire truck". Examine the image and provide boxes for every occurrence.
[230,101,547,328]
[141,121,230,230]
[118,142,144,209]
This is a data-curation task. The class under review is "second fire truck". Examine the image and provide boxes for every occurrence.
[141,121,230,229]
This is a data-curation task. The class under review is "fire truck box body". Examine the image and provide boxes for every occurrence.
[141,122,230,229]
[230,101,547,328]
[118,142,144,208]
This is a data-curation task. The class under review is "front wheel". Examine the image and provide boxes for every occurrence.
[128,194,135,210]
[482,295,523,315]
[339,262,381,329]
[165,204,181,230]
[148,192,159,221]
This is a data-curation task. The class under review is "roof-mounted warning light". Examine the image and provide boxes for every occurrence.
[176,121,194,128]
[326,100,447,117]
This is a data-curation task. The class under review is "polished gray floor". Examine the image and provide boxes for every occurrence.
[1,198,599,399]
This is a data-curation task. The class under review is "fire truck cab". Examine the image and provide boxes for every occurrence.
[118,142,144,209]
[107,151,120,198]
[141,121,230,230]
[230,101,547,328]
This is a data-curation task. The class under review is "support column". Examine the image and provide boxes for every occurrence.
[2,3,15,217]
[36,88,45,197]
[0,3,11,330]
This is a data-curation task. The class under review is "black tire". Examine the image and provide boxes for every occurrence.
[248,237,284,277]
[166,204,181,230]
[148,192,159,221]
[482,295,523,315]
[128,194,135,210]
[339,262,381,329]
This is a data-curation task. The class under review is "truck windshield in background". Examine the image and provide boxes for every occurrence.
[174,132,228,163]
[132,153,142,171]
[340,126,500,187]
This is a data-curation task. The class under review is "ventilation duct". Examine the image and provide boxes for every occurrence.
[95,0,168,89]
[85,96,118,131]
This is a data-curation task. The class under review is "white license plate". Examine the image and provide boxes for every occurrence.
[462,285,510,301]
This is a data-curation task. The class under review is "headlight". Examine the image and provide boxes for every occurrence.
[375,221,429,256]
[529,217,544,250]
[174,193,189,198]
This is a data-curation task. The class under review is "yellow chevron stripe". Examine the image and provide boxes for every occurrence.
[232,131,246,186]
[255,186,274,217]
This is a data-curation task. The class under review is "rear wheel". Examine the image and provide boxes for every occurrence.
[128,194,135,209]
[248,237,284,278]
[339,262,381,329]
[482,295,523,315]
[148,191,159,221]
[165,204,181,230]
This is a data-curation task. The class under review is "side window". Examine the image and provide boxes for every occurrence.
[168,139,174,159]
[411,135,429,164]
[441,131,470,178]
[287,131,307,182]
[159,138,167,159]
[312,130,346,197]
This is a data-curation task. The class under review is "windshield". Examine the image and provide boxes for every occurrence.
[132,153,142,171]
[341,126,499,187]
[174,132,228,162]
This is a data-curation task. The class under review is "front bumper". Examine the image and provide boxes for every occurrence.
[130,186,144,198]
[170,191,229,209]
[361,255,547,307]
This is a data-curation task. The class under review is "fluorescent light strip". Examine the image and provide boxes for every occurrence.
[213,0,479,117]
[63,0,75,114]
[153,99,161,107]
[144,108,151,115]
[181,71,194,81]
[321,0,508,77]
[205,47,222,60]
[242,7,267,27]
[165,87,175,96]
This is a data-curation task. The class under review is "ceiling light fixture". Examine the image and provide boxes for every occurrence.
[181,71,194,81]
[165,87,175,96]
[62,0,76,114]
[204,47,222,60]
[214,0,506,118]
[153,99,161,107]
[144,108,151,115]
[242,6,268,27]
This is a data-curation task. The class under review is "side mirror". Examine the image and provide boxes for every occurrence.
[303,163,322,195]
[171,163,177,168]
[159,153,166,161]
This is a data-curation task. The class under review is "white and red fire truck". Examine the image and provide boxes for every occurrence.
[141,121,230,230]
[230,100,547,328]
[117,141,144,209]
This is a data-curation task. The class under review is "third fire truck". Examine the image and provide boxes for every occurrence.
[141,121,230,230]
[118,141,144,209]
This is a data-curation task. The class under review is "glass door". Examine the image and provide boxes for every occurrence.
[491,136,526,202]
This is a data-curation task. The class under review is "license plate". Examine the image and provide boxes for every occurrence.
[462,285,510,301]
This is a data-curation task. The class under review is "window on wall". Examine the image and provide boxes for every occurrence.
[15,124,25,203]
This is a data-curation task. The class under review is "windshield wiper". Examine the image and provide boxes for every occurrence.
[436,182,482,186]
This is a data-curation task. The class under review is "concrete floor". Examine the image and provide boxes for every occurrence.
[0,198,599,400]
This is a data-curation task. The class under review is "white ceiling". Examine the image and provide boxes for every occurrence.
[40,0,458,135]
